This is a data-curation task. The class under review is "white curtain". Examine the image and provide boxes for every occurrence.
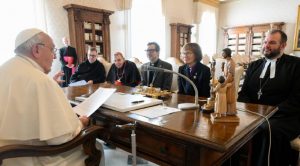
[0,0,47,65]
[130,0,166,63]
[192,2,218,59]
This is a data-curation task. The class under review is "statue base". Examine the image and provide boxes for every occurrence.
[210,113,239,123]
[201,105,214,113]
[201,98,215,113]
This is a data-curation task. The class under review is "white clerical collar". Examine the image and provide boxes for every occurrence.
[18,54,45,72]
[259,54,282,79]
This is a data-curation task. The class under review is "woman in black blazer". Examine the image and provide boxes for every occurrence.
[178,43,211,97]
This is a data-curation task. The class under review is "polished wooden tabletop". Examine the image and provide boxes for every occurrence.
[64,83,277,153]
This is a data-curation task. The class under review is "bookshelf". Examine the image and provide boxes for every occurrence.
[64,4,114,63]
[223,22,284,61]
[170,23,193,60]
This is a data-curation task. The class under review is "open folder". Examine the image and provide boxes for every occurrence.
[102,93,163,112]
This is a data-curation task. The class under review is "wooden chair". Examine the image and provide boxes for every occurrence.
[165,57,183,92]
[290,137,300,165]
[234,66,244,98]
[0,125,103,166]
[98,57,112,77]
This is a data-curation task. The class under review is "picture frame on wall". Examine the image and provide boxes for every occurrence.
[293,5,300,51]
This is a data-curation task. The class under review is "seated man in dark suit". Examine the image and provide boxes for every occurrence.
[141,42,173,90]
[106,52,141,87]
[238,30,300,166]
[70,47,106,84]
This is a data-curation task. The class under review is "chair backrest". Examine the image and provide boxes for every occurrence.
[290,137,300,151]
[103,62,112,77]
[97,57,112,77]
[166,57,183,92]
[129,57,143,65]
[0,125,103,166]
[165,57,183,92]
[214,58,226,80]
[202,54,210,66]
[234,66,244,98]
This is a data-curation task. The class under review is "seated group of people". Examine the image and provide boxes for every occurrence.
[62,41,215,98]
[0,28,299,166]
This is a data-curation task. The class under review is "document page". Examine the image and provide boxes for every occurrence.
[131,105,181,119]
[73,87,116,116]
[69,80,87,87]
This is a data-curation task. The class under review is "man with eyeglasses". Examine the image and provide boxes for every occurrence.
[70,47,106,85]
[0,28,96,165]
[141,42,173,90]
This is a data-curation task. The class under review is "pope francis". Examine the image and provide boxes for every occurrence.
[0,28,102,166]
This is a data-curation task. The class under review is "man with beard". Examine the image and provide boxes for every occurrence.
[106,52,141,87]
[238,30,300,166]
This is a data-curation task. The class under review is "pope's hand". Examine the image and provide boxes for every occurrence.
[53,71,65,84]
[79,115,90,127]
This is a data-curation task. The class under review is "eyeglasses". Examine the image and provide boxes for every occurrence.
[181,51,193,56]
[37,43,57,54]
[88,54,98,58]
[145,49,156,53]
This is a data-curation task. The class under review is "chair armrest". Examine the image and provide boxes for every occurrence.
[0,125,103,166]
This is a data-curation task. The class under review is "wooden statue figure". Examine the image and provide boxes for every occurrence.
[213,76,232,118]
[222,48,237,115]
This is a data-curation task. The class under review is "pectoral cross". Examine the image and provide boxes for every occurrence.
[257,89,262,100]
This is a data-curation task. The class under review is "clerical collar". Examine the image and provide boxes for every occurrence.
[260,55,282,79]
[150,59,159,67]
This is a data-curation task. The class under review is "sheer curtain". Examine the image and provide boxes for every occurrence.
[192,2,218,59]
[130,0,166,63]
[0,0,46,65]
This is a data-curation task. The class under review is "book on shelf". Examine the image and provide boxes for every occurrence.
[95,24,102,30]
[84,22,92,29]
[96,45,101,53]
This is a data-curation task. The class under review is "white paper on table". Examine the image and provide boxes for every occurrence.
[102,93,163,112]
[131,105,181,119]
[73,87,116,116]
[69,80,87,87]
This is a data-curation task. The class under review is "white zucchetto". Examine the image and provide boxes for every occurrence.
[15,28,43,49]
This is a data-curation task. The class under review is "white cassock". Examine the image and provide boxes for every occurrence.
[0,55,89,166]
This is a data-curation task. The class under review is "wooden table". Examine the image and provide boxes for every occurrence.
[64,83,277,166]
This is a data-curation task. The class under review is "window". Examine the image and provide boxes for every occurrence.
[199,11,217,57]
[0,0,45,65]
[130,0,165,63]
[192,3,218,60]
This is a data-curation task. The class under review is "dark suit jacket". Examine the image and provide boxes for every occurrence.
[70,60,106,84]
[178,61,211,97]
[106,60,141,87]
[59,46,78,66]
[141,59,173,90]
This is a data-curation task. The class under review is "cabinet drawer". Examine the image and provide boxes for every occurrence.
[136,130,186,166]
